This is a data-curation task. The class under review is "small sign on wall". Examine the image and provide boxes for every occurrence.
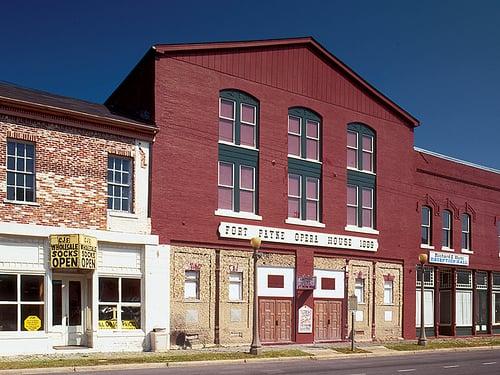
[298,305,313,333]
[297,276,316,290]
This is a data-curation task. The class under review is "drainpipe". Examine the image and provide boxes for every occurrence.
[214,250,220,345]
[372,262,376,339]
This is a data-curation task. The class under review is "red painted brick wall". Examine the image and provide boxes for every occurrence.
[0,114,136,230]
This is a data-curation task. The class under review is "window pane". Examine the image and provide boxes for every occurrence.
[347,132,357,148]
[362,188,372,208]
[122,279,141,303]
[26,144,34,159]
[26,159,34,173]
[288,197,300,218]
[288,174,300,196]
[347,186,357,205]
[7,141,15,156]
[306,201,318,221]
[16,173,24,187]
[0,305,17,331]
[21,304,44,331]
[229,272,242,301]
[347,206,357,226]
[240,166,254,190]
[220,99,234,119]
[306,139,318,160]
[362,135,372,151]
[362,151,373,171]
[442,230,450,248]
[0,274,17,301]
[7,156,15,170]
[99,278,119,302]
[218,163,233,186]
[52,280,62,326]
[122,306,141,329]
[347,149,357,168]
[21,275,43,302]
[462,233,469,250]
[240,123,255,147]
[184,271,199,299]
[288,116,300,134]
[17,158,24,171]
[422,207,430,226]
[99,305,117,329]
[241,104,255,123]
[306,178,318,200]
[16,143,25,157]
[218,187,233,210]
[239,190,254,213]
[16,187,25,202]
[219,119,234,142]
[443,211,451,228]
[362,208,372,228]
[288,134,300,156]
[422,227,430,245]
[461,215,469,231]
[495,293,500,324]
[306,120,318,138]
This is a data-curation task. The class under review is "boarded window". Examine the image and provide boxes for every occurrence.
[267,275,284,289]
[321,278,335,290]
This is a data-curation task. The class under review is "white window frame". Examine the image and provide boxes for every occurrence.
[455,290,472,327]
[383,280,394,305]
[361,187,374,229]
[361,134,374,172]
[98,277,141,331]
[442,210,452,249]
[239,103,257,148]
[421,206,431,246]
[288,115,302,157]
[354,278,365,304]
[347,185,359,226]
[218,162,234,211]
[228,272,243,301]
[493,291,500,325]
[219,98,236,144]
[305,177,320,222]
[416,289,434,327]
[107,155,133,212]
[461,214,471,251]
[347,130,358,169]
[305,119,320,161]
[184,270,200,300]
[239,165,255,214]
[287,173,302,219]
[6,140,36,203]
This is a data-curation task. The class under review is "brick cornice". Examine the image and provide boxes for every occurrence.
[0,97,156,141]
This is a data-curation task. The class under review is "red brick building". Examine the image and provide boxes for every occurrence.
[105,37,500,346]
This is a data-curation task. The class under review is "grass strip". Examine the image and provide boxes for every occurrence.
[333,347,371,354]
[0,349,309,370]
[386,338,500,351]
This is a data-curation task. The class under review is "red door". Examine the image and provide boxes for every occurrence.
[314,300,342,341]
[259,299,292,343]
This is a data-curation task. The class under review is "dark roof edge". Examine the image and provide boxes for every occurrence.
[154,36,419,127]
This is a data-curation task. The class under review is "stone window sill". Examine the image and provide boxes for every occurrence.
[215,209,262,221]
[420,244,435,250]
[3,199,40,207]
[344,225,379,235]
[107,210,139,219]
[285,218,326,228]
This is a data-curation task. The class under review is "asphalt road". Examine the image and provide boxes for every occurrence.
[32,349,500,375]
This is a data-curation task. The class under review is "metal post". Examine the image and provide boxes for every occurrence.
[250,237,262,355]
[351,310,355,351]
[418,262,427,346]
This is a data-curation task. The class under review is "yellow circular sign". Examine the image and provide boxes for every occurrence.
[24,315,42,331]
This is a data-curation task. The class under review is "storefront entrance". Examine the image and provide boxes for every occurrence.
[52,277,85,346]
[259,298,292,343]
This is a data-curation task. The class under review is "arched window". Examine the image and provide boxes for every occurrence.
[461,214,471,251]
[346,123,376,231]
[442,210,452,249]
[288,107,321,162]
[217,90,260,218]
[421,206,432,246]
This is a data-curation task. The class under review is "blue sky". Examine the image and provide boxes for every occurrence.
[1,1,499,169]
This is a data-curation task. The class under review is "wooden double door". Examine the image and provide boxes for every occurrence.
[259,298,292,343]
[314,300,342,342]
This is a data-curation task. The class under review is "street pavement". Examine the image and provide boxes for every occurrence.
[20,348,500,375]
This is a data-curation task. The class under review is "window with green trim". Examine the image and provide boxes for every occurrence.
[347,123,375,173]
[288,108,321,162]
[347,185,374,228]
[218,161,255,214]
[288,173,320,222]
[219,90,258,148]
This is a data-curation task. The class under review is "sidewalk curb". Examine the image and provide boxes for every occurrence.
[1,345,499,374]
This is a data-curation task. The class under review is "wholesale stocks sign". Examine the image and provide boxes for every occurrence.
[50,234,97,269]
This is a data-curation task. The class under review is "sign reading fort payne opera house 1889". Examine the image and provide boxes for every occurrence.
[218,222,378,252]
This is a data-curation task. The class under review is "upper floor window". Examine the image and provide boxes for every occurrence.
[347,185,374,228]
[421,206,432,246]
[461,213,471,251]
[107,156,132,212]
[6,140,35,203]
[288,173,319,222]
[218,162,255,214]
[442,210,452,249]
[347,123,375,173]
[288,108,321,162]
[219,90,258,148]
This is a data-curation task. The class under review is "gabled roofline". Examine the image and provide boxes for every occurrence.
[154,37,419,127]
[415,147,500,175]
